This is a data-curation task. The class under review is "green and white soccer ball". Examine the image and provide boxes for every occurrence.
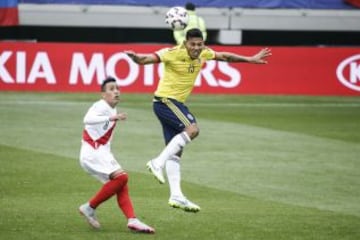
[165,6,189,30]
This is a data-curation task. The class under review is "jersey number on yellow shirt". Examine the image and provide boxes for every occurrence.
[188,64,195,73]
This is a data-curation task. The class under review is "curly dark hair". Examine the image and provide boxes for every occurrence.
[186,28,203,40]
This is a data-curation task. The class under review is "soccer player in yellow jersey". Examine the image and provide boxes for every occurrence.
[125,28,271,212]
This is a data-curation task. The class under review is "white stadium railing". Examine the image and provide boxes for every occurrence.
[18,4,360,44]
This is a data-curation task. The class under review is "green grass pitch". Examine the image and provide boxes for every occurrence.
[0,92,359,240]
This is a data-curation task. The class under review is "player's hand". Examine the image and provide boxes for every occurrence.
[124,51,137,60]
[250,48,272,64]
[124,50,143,64]
[110,113,127,121]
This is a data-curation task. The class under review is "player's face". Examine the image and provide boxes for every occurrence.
[185,37,204,59]
[102,82,120,107]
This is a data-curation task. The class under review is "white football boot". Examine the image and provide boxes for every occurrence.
[146,160,165,184]
[127,218,155,234]
[168,196,201,212]
[79,203,101,229]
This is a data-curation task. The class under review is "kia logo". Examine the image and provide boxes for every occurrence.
[336,54,360,92]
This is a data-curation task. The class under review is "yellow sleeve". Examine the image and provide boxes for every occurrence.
[202,47,216,60]
[155,47,171,62]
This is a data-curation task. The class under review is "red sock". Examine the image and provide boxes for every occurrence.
[117,183,136,219]
[89,173,128,209]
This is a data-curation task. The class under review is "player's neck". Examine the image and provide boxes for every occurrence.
[103,99,117,109]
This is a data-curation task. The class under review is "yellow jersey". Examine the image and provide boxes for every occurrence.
[154,44,215,103]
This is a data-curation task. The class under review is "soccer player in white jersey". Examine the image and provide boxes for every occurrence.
[78,77,155,234]
[125,28,271,213]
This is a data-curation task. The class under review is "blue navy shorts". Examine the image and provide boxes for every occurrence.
[153,96,197,144]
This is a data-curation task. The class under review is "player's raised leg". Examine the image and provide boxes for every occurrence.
[147,131,191,184]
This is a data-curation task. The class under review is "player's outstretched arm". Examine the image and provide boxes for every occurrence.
[124,51,159,65]
[215,48,271,64]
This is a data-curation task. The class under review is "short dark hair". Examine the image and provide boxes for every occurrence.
[185,2,195,10]
[186,28,203,40]
[101,77,116,92]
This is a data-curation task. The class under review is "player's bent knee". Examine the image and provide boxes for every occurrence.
[194,126,200,137]
[109,171,128,192]
[186,124,200,139]
[190,129,199,139]
[110,170,128,182]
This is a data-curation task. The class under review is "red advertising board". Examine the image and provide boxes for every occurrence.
[0,42,359,95]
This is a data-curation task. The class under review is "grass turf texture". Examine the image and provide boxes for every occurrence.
[0,92,359,240]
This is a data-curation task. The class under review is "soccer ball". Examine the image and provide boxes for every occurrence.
[165,6,189,30]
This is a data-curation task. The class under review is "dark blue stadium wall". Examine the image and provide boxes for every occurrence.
[18,0,356,9]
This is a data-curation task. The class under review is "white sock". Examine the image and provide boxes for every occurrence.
[153,132,191,168]
[166,155,184,198]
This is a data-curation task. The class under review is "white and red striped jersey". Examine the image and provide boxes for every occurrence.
[82,99,117,149]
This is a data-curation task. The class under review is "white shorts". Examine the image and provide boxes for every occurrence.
[79,141,122,183]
